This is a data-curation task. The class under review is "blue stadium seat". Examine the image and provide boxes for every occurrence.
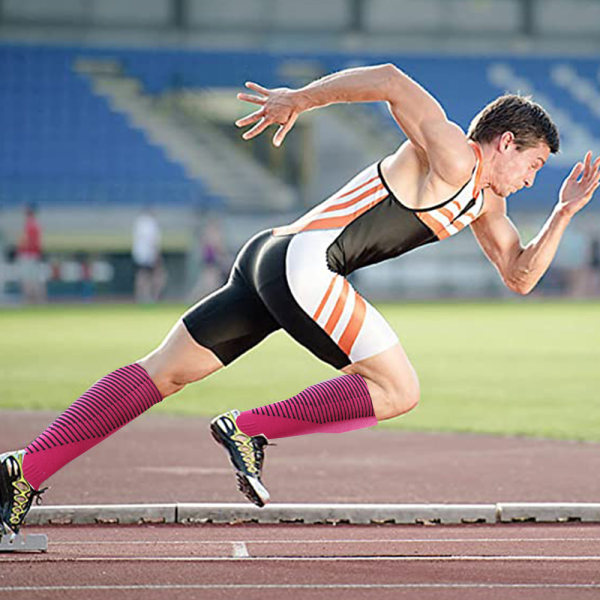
[0,44,212,207]
[1,44,599,210]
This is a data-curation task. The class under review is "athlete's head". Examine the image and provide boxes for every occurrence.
[468,94,559,197]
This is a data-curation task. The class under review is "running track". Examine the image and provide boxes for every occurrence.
[3,523,600,599]
[4,412,600,598]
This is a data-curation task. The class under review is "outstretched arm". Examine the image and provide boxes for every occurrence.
[471,152,600,295]
[235,64,472,182]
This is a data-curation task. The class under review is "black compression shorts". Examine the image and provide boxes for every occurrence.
[182,230,351,369]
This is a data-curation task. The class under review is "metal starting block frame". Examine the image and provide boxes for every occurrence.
[0,532,47,553]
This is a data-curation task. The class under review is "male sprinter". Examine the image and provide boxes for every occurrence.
[2,64,599,536]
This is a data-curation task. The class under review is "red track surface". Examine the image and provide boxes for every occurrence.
[3,523,600,599]
[3,411,600,505]
[2,411,600,598]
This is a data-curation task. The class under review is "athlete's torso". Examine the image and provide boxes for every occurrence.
[274,147,484,276]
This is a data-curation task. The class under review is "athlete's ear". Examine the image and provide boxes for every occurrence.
[498,131,515,153]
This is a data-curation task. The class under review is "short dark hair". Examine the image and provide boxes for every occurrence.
[468,94,559,154]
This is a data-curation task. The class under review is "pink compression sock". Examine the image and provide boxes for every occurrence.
[236,374,376,439]
[22,363,162,489]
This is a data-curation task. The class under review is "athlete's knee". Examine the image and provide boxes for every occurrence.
[374,370,420,420]
[138,354,190,397]
[137,321,224,397]
[138,347,218,398]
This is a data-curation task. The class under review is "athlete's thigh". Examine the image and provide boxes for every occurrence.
[182,274,280,366]
[255,230,399,369]
[140,239,280,394]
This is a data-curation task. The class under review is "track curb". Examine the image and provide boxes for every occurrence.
[25,502,600,525]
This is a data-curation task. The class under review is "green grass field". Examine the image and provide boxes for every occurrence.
[1,301,599,441]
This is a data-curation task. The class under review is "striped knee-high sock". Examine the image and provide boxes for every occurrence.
[22,363,162,489]
[236,374,376,439]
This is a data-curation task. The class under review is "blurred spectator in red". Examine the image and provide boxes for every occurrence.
[17,204,46,304]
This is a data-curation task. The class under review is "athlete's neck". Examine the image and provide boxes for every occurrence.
[469,140,494,196]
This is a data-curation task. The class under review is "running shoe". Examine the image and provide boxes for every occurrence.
[0,450,46,538]
[210,410,270,507]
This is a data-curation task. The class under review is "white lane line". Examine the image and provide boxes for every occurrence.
[52,537,600,546]
[231,542,249,558]
[7,555,600,562]
[3,584,600,591]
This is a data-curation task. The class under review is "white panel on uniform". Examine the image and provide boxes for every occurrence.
[285,228,398,364]
[271,0,350,30]
[3,0,87,21]
[364,0,442,33]
[535,0,600,35]
[187,0,264,28]
[90,0,170,26]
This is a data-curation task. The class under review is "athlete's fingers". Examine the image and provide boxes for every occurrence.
[582,167,600,193]
[242,117,271,140]
[245,81,270,95]
[582,151,594,174]
[237,92,267,106]
[581,156,600,184]
[568,162,584,181]
[273,115,297,147]
[235,107,265,128]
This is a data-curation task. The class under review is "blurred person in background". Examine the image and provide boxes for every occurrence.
[583,236,600,297]
[132,206,166,303]
[17,204,46,304]
[0,204,6,303]
[187,216,229,300]
[2,63,600,536]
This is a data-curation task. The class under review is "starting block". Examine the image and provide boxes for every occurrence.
[0,532,47,553]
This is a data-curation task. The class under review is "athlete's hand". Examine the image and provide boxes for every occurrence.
[235,82,303,147]
[558,151,600,217]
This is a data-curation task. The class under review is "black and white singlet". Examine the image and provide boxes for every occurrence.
[183,151,484,369]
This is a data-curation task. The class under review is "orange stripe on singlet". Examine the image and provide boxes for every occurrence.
[436,209,478,239]
[313,277,337,322]
[273,174,384,236]
[324,279,350,335]
[338,293,367,356]
[303,193,385,232]
[438,207,454,221]
[337,174,381,199]
[416,146,483,239]
[322,183,385,214]
[415,211,444,236]
[452,212,477,234]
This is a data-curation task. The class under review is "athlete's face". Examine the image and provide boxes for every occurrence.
[490,134,550,198]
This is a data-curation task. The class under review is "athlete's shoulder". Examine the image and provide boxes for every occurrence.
[423,122,476,188]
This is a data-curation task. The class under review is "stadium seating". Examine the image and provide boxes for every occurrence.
[123,49,600,210]
[1,43,599,210]
[0,45,212,207]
